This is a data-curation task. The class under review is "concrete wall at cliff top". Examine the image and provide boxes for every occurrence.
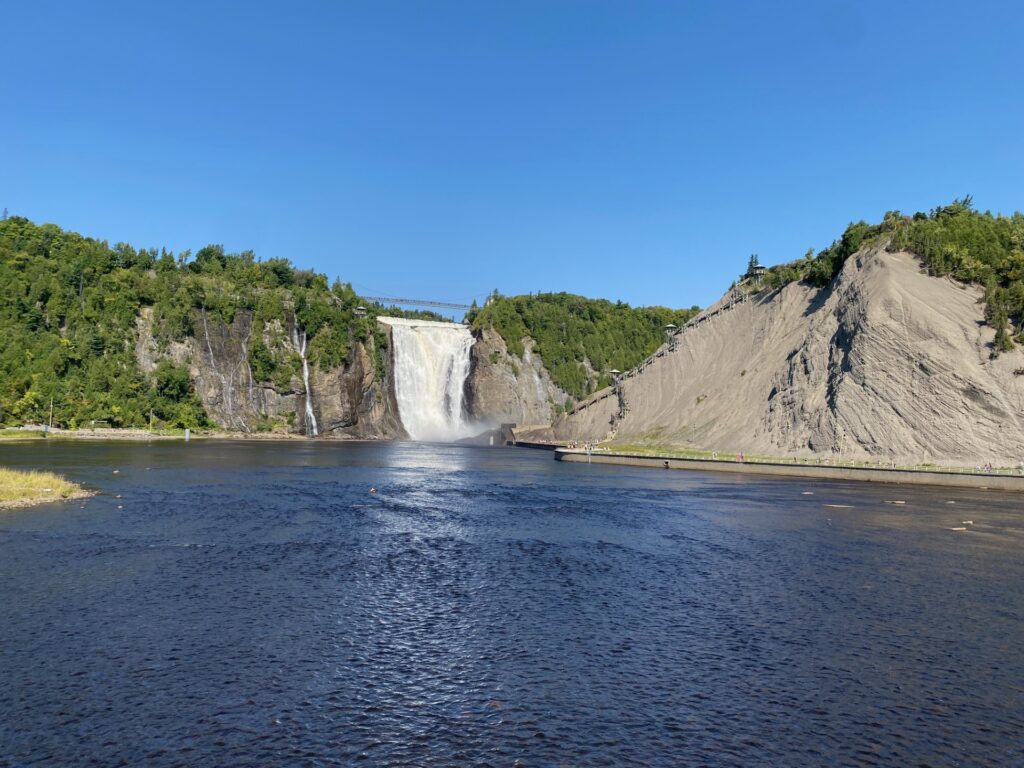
[553,248,1024,466]
[136,308,402,437]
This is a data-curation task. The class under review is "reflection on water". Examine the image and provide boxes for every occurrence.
[1,440,1022,766]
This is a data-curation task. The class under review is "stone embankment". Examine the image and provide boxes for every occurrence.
[554,448,1024,490]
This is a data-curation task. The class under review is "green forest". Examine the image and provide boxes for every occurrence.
[757,198,1024,354]
[0,216,431,429]
[469,292,700,400]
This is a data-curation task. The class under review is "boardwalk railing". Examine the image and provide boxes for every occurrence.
[565,287,755,421]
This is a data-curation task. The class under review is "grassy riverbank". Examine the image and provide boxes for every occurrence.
[0,468,93,510]
[0,429,47,441]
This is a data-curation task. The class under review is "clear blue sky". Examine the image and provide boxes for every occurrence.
[3,0,1022,313]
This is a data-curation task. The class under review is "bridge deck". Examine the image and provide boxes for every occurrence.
[363,296,473,310]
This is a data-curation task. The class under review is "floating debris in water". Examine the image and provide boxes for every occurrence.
[112,470,119,474]
[950,526,967,531]
[885,500,906,505]
[962,520,974,525]
[801,491,814,495]
[824,504,852,509]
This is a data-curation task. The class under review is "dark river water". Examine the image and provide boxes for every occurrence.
[0,441,1022,767]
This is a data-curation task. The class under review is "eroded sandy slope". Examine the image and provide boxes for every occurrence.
[553,248,1024,465]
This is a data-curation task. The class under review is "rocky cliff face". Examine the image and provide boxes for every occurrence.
[463,328,569,427]
[553,248,1024,465]
[136,308,403,437]
[136,306,566,439]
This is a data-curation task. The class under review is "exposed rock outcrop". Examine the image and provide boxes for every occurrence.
[136,308,402,437]
[553,248,1024,465]
[463,328,569,428]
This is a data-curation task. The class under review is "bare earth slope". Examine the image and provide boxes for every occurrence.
[553,247,1024,466]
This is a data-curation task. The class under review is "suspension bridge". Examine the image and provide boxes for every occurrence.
[361,295,478,310]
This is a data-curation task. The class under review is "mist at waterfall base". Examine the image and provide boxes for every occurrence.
[381,317,478,442]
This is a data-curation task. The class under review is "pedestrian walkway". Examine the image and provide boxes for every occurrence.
[565,287,754,424]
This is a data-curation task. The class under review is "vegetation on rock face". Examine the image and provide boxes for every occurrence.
[468,292,700,400]
[0,217,430,429]
[756,198,1024,354]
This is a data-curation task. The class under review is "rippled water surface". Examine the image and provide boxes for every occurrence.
[1,440,1022,766]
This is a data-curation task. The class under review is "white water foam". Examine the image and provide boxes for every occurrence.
[292,326,318,437]
[379,317,475,441]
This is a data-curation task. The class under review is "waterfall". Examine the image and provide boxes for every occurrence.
[292,325,318,437]
[379,317,475,442]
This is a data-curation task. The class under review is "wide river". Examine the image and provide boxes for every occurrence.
[1,440,1021,766]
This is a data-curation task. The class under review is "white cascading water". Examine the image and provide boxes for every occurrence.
[292,326,318,437]
[379,317,475,442]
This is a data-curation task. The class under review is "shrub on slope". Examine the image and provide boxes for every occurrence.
[758,198,1024,354]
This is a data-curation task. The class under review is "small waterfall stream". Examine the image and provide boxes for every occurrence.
[379,317,475,441]
[292,325,318,437]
